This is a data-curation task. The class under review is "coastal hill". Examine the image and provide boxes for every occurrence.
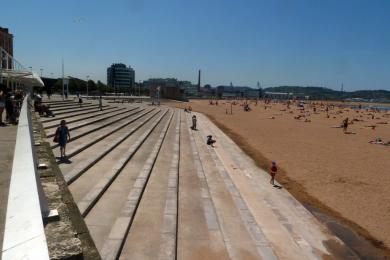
[264,86,390,101]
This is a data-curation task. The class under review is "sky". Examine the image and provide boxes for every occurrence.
[1,0,390,90]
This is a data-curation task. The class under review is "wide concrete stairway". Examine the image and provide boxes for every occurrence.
[40,99,357,260]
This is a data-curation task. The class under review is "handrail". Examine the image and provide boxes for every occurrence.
[1,95,50,259]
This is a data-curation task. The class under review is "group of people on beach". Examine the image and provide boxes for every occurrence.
[203,96,389,188]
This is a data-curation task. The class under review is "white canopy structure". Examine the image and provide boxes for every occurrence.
[0,70,44,87]
[0,46,44,87]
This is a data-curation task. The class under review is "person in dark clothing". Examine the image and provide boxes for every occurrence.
[191,115,197,130]
[342,117,349,133]
[0,84,6,126]
[270,161,277,186]
[5,91,15,124]
[207,135,216,147]
[55,120,70,158]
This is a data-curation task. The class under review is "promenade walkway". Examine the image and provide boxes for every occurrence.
[0,122,17,252]
[39,98,357,259]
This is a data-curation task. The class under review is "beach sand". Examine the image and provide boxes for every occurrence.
[164,99,390,250]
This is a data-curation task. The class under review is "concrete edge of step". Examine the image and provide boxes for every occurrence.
[53,105,107,116]
[31,109,102,260]
[43,107,128,129]
[99,110,174,260]
[50,104,97,111]
[41,106,114,123]
[63,109,163,185]
[63,108,158,160]
[49,108,148,149]
[46,107,141,137]
[76,109,171,217]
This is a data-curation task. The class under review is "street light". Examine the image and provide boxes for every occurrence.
[40,68,43,77]
[86,75,89,96]
[0,49,3,83]
[139,80,141,103]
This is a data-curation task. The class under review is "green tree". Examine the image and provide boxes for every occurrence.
[87,80,97,92]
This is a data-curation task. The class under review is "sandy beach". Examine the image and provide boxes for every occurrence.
[164,99,390,251]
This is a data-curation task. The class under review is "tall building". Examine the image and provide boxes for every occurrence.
[107,63,135,89]
[0,27,14,69]
[144,78,186,101]
[179,81,198,97]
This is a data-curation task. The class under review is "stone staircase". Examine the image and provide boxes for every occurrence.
[39,98,357,260]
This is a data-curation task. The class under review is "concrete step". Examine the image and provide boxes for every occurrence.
[82,111,174,257]
[46,107,141,137]
[50,104,97,112]
[73,110,172,219]
[195,113,345,259]
[42,107,128,129]
[176,113,230,259]
[42,100,76,105]
[52,109,158,160]
[98,111,176,260]
[48,102,93,109]
[48,109,147,149]
[52,105,105,116]
[59,109,164,185]
[40,106,116,123]
[195,116,278,259]
[189,113,271,259]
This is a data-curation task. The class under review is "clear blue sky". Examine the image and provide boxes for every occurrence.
[1,0,390,90]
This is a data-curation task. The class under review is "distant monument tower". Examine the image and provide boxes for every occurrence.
[197,69,201,92]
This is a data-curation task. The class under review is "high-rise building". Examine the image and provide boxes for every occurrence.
[0,27,14,69]
[107,63,135,89]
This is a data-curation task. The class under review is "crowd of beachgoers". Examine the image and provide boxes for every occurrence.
[208,98,390,146]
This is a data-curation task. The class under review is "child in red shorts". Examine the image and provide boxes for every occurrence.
[270,161,277,185]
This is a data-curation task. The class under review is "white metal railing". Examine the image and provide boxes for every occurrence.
[1,95,50,260]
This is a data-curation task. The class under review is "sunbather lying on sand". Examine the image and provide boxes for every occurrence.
[369,138,390,146]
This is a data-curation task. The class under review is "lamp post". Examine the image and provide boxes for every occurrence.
[139,80,141,103]
[40,68,43,77]
[86,75,89,96]
[157,86,160,106]
[0,48,3,84]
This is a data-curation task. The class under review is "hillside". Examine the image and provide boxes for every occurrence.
[264,86,390,100]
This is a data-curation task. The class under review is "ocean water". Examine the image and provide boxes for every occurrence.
[345,105,390,111]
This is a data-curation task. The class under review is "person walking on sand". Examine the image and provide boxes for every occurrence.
[270,161,277,186]
[56,120,70,158]
[191,115,197,130]
[342,117,349,133]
